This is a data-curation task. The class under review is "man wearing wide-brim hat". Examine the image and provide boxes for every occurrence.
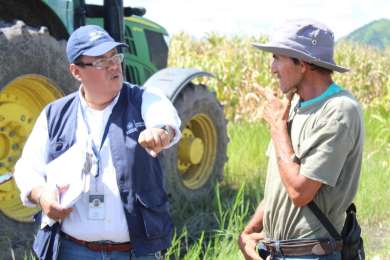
[238,19,364,260]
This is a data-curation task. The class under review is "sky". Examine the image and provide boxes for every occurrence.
[88,0,390,39]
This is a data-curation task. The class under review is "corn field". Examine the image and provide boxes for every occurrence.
[169,33,390,122]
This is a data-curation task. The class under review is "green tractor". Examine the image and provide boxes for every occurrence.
[0,0,228,257]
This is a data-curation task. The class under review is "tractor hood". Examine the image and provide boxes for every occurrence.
[125,15,168,36]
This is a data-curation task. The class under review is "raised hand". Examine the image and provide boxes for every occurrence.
[258,87,294,130]
[138,127,173,157]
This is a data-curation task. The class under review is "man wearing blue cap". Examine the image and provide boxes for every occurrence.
[238,19,364,259]
[14,25,181,259]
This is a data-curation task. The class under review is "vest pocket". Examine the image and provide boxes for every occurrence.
[136,190,172,239]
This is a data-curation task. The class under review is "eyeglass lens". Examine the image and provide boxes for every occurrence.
[94,54,124,69]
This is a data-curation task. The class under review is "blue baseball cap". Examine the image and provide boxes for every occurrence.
[66,25,128,63]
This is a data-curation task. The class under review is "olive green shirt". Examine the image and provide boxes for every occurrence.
[263,85,364,240]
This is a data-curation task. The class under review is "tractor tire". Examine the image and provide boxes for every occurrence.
[161,84,228,203]
[0,21,76,259]
[0,20,76,93]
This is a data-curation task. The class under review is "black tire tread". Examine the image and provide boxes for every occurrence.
[161,83,228,202]
[0,20,76,93]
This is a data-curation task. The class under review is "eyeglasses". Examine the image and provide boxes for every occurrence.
[75,53,124,69]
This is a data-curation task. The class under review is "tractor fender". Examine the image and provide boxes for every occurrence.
[142,68,214,102]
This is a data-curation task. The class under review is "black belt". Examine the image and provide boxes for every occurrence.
[61,231,132,252]
[263,239,343,256]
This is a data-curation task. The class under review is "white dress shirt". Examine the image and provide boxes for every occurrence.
[14,86,181,242]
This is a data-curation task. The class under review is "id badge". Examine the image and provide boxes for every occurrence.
[88,194,105,220]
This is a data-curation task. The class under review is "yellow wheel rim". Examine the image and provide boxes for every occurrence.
[0,75,63,222]
[177,114,217,190]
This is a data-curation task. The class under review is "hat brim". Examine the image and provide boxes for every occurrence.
[83,42,128,57]
[252,43,349,73]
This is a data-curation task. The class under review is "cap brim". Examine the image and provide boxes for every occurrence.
[83,42,128,57]
[252,43,349,73]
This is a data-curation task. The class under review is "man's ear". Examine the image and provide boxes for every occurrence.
[300,61,310,73]
[69,64,82,82]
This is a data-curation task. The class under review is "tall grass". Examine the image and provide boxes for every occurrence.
[224,122,269,189]
[166,122,268,259]
[355,105,390,257]
[169,110,390,259]
[356,106,390,225]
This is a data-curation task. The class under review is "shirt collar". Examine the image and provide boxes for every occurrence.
[299,83,343,109]
[78,86,120,114]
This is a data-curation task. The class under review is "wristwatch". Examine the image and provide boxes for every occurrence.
[160,125,175,141]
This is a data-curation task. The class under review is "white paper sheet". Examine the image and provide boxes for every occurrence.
[41,142,87,227]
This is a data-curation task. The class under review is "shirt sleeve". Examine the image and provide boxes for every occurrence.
[141,88,182,148]
[298,118,354,187]
[13,110,49,207]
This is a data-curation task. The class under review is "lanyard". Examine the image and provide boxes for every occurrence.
[79,102,111,177]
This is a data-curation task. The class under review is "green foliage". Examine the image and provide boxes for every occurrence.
[224,122,269,187]
[166,122,267,259]
[355,105,390,224]
[167,184,254,260]
[344,19,390,49]
[169,34,390,122]
[333,42,390,105]
[169,33,277,122]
